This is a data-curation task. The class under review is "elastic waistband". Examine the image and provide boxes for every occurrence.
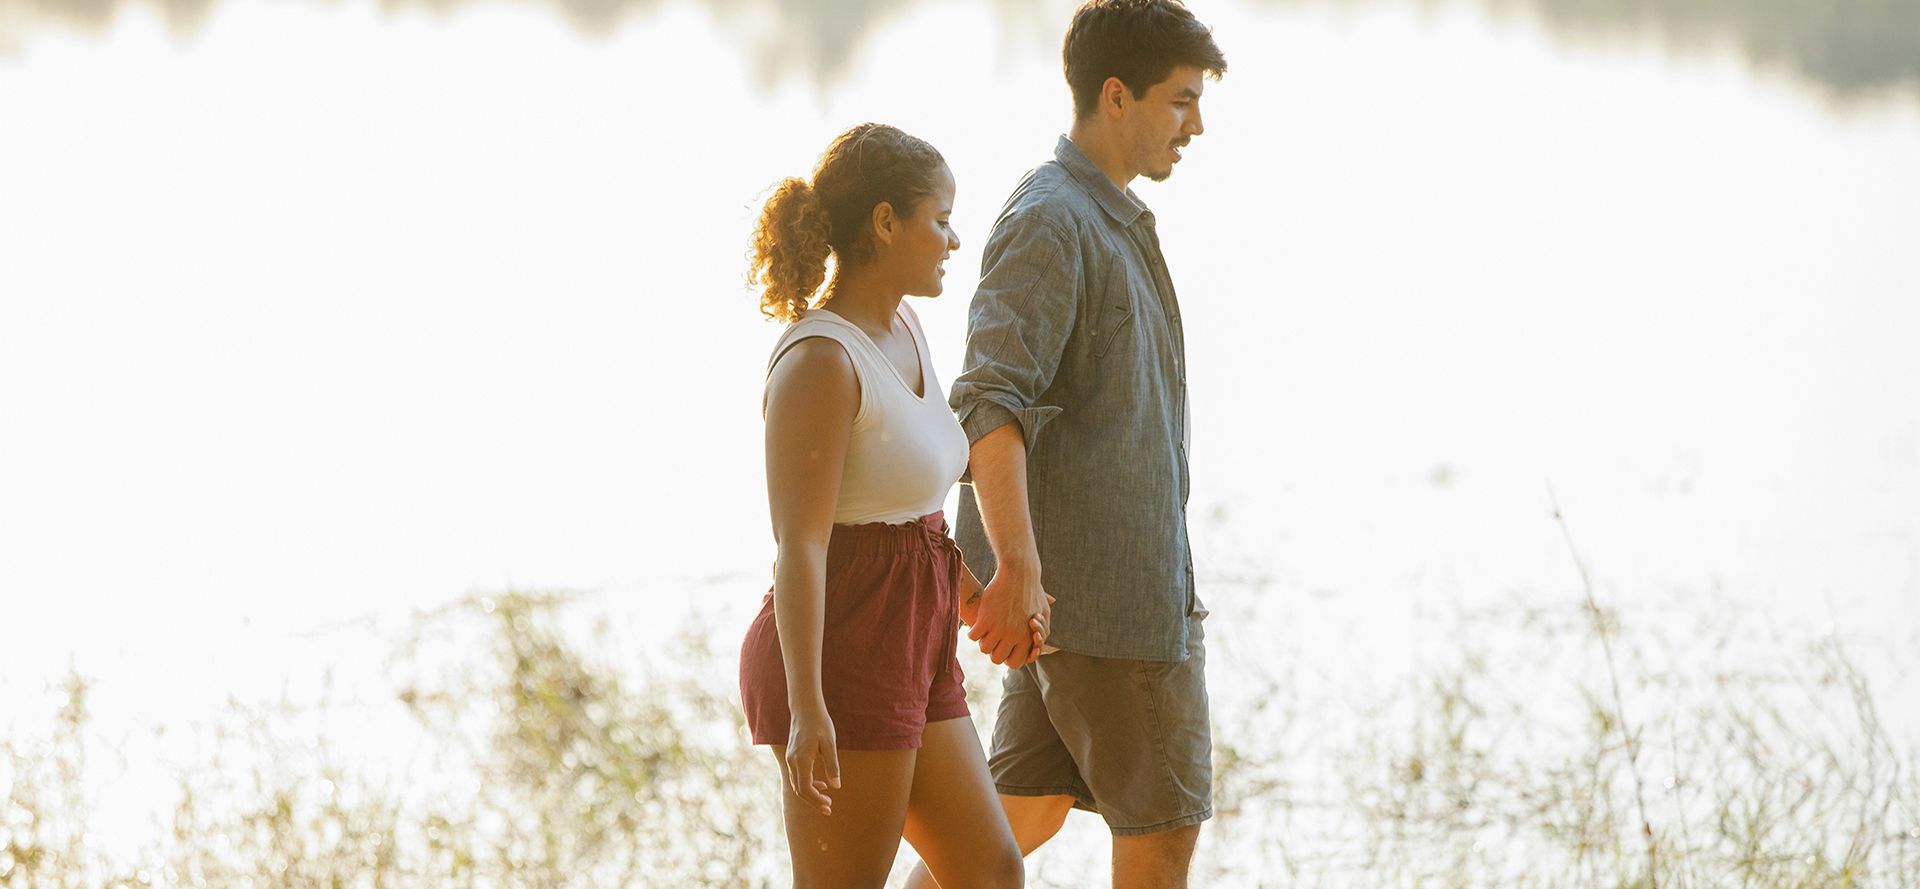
[829,511,955,557]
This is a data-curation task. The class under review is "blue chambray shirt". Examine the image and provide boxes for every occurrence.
[949,135,1201,663]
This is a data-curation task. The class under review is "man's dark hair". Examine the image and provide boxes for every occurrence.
[1064,0,1227,119]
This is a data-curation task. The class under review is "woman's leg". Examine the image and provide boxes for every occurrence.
[901,717,1026,889]
[772,745,918,889]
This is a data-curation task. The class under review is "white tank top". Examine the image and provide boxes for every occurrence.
[765,303,970,526]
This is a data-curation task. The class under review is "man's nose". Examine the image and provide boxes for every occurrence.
[1188,106,1205,136]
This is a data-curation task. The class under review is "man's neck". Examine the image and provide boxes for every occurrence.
[1066,122,1136,191]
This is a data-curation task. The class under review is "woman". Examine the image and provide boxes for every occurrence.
[738,123,1042,888]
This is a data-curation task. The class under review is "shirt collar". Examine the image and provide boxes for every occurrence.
[1055,135,1150,228]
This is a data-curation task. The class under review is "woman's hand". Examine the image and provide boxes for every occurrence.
[958,564,985,627]
[959,565,1052,655]
[784,702,840,816]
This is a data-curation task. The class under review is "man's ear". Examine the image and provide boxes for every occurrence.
[869,200,897,248]
[1101,75,1129,118]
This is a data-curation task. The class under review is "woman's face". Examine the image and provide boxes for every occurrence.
[891,164,960,298]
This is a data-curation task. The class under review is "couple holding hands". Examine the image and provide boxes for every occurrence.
[738,2,1227,886]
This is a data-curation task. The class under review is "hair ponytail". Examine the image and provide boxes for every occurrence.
[750,176,833,323]
[749,124,946,324]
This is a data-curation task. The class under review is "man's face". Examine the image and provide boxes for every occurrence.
[1125,65,1208,183]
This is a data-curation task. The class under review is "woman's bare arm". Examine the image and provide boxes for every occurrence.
[763,336,858,814]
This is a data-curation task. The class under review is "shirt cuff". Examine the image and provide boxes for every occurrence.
[956,396,1063,467]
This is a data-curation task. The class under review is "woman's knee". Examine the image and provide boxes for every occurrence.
[988,841,1027,889]
[793,866,892,889]
[965,837,1026,889]
[920,836,1024,889]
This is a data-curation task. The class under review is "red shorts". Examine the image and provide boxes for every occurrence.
[739,511,970,750]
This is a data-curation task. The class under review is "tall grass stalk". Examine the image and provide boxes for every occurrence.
[1550,483,1660,886]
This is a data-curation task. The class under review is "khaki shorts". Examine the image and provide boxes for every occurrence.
[988,613,1212,836]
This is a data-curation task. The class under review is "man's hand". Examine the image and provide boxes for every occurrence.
[967,562,1052,669]
[959,564,1050,654]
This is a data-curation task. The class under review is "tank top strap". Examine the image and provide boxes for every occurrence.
[764,311,876,424]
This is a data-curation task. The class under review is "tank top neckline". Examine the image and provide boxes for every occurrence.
[807,305,933,403]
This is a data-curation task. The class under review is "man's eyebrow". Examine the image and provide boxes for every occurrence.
[1175,88,1201,99]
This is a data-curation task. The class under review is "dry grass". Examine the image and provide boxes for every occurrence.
[4,584,1916,888]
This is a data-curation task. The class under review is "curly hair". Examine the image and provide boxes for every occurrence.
[749,123,947,323]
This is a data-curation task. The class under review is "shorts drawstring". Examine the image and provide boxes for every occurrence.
[921,515,966,679]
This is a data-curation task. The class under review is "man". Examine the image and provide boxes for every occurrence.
[907,2,1227,887]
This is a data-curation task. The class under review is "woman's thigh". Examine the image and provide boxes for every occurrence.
[902,717,1024,888]
[773,745,918,889]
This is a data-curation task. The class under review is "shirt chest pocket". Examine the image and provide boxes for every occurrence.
[1090,264,1149,360]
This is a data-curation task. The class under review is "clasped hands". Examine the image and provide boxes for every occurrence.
[958,565,1055,669]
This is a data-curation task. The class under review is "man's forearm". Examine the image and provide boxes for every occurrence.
[969,422,1041,578]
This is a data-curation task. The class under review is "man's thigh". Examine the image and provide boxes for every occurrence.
[987,652,1097,810]
[991,613,1213,836]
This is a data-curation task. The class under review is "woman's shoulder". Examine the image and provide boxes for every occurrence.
[771,332,854,370]
[774,308,864,346]
[769,309,873,378]
[770,314,857,367]
[764,327,863,422]
[772,308,855,347]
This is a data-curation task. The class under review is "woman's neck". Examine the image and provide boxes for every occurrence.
[820,267,905,337]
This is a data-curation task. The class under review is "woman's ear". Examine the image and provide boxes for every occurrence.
[869,200,897,249]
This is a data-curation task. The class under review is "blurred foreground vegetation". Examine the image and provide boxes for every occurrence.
[3,587,1917,888]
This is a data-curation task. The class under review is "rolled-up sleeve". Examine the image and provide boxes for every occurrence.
[948,214,1080,456]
